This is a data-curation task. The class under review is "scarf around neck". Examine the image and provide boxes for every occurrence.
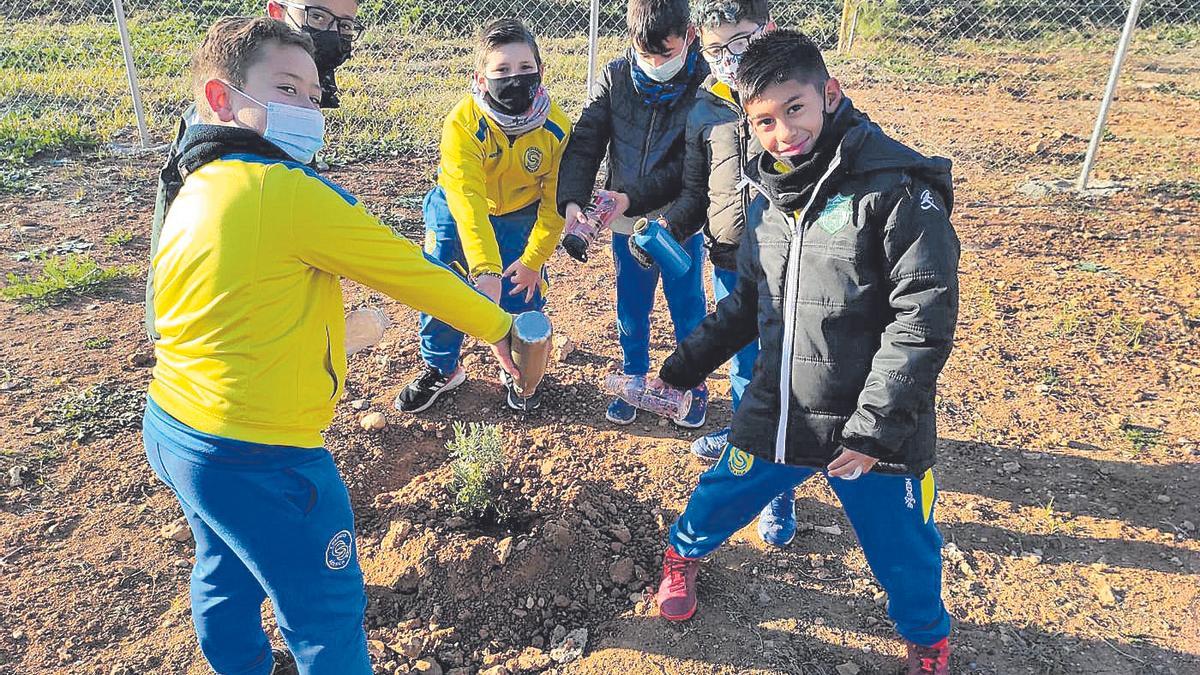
[629,47,699,109]
[756,98,857,213]
[471,82,552,137]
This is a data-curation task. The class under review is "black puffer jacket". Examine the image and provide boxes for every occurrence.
[660,100,960,475]
[663,76,762,271]
[556,51,709,218]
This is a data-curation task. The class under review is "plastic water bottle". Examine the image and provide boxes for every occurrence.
[602,373,692,420]
[510,311,553,399]
[561,190,620,263]
[631,217,691,280]
[344,307,390,355]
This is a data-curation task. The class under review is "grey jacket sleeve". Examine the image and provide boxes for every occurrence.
[556,65,614,216]
[658,214,761,389]
[662,109,710,239]
[841,181,960,455]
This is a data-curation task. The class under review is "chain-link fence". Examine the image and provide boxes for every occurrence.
[1,0,1198,182]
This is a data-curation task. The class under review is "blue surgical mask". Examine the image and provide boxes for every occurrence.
[634,40,691,83]
[223,81,326,164]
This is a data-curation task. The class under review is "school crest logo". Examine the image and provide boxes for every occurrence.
[814,193,853,235]
[523,147,544,173]
[325,530,354,570]
[727,447,754,477]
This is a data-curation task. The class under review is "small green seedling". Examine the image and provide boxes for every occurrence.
[446,421,508,521]
[1,254,126,308]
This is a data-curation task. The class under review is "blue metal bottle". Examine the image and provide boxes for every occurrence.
[631,218,692,280]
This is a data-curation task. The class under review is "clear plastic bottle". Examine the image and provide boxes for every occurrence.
[344,307,390,355]
[561,190,620,262]
[602,373,692,420]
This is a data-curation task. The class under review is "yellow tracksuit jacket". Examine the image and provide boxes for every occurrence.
[149,153,512,448]
[437,96,572,277]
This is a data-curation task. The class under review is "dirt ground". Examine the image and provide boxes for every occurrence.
[1,76,1199,675]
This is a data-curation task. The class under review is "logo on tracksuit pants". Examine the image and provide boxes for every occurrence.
[326,530,354,570]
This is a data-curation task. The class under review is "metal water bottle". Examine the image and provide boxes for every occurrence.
[602,373,692,420]
[631,217,692,280]
[510,311,553,398]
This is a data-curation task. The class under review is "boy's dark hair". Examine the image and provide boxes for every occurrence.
[627,0,691,54]
[692,0,770,30]
[736,29,829,103]
[191,17,314,116]
[475,18,542,72]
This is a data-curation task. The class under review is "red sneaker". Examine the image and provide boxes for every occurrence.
[656,547,700,621]
[905,637,951,674]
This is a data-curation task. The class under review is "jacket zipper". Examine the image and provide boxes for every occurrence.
[639,109,658,176]
[773,152,844,464]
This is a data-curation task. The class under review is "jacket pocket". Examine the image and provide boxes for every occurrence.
[323,326,339,401]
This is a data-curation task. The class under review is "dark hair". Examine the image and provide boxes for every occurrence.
[627,0,691,54]
[736,29,829,103]
[475,18,542,72]
[692,0,770,30]
[191,17,314,118]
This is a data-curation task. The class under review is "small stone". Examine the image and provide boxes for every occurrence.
[552,335,575,362]
[543,521,574,550]
[367,639,387,658]
[1155,494,1171,504]
[609,558,635,585]
[549,628,587,664]
[394,636,424,659]
[1107,507,1119,516]
[445,516,467,529]
[1027,140,1046,154]
[1182,520,1195,532]
[610,525,632,543]
[159,518,191,543]
[836,663,861,675]
[814,524,843,536]
[480,667,510,675]
[360,412,387,431]
[958,562,972,576]
[515,648,550,671]
[1001,461,1022,474]
[872,591,888,607]
[1096,581,1116,606]
[7,465,24,487]
[350,398,369,410]
[413,658,442,675]
[554,594,570,608]
[496,537,514,565]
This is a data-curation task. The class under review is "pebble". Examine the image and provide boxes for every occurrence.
[350,399,369,410]
[360,412,387,431]
[1096,581,1117,606]
[445,516,467,529]
[609,558,635,585]
[1107,507,1120,515]
[8,465,24,487]
[1001,461,1022,474]
[413,658,442,675]
[1182,520,1195,532]
[836,663,861,675]
[495,537,514,565]
[549,628,587,664]
[814,524,843,536]
[610,525,632,543]
[1155,494,1171,504]
[873,591,888,607]
[159,518,191,543]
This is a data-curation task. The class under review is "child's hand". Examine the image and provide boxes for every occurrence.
[475,273,502,304]
[564,202,586,229]
[489,334,521,383]
[612,192,631,217]
[503,260,541,303]
[827,447,879,480]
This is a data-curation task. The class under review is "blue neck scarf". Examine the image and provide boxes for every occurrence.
[629,47,698,109]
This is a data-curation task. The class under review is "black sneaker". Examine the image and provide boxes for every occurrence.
[501,370,543,412]
[394,365,466,413]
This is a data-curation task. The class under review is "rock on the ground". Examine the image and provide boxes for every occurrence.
[360,412,387,431]
[609,558,635,585]
[496,536,514,565]
[1001,461,1021,474]
[549,628,587,664]
[159,518,191,543]
[836,663,861,675]
[543,520,574,550]
[514,647,551,671]
[413,658,442,675]
[367,639,387,659]
[552,335,575,362]
[8,465,24,487]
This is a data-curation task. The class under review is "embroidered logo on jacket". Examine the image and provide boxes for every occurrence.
[523,147,544,173]
[814,193,853,235]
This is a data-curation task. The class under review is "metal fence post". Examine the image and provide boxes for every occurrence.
[112,0,152,148]
[1077,0,1146,190]
[587,0,600,95]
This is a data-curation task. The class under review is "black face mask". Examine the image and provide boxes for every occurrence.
[484,73,541,116]
[305,28,353,108]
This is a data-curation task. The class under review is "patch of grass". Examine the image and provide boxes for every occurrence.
[1031,498,1075,536]
[44,383,145,442]
[0,111,99,165]
[446,421,509,522]
[103,229,135,247]
[1074,261,1110,274]
[1106,313,1147,351]
[1039,367,1060,388]
[1049,301,1081,337]
[83,336,112,349]
[1,254,128,308]
[1121,424,1164,452]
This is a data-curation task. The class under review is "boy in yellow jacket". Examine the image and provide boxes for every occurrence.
[396,18,571,414]
[143,17,516,675]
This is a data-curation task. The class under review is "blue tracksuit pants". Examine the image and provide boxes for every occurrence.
[611,231,707,376]
[711,265,759,409]
[143,398,371,675]
[419,185,546,375]
[669,446,952,647]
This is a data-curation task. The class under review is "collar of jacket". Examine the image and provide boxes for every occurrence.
[177,124,292,178]
[751,97,859,212]
[703,76,740,108]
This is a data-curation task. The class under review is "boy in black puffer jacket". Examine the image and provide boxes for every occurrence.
[650,30,959,675]
[557,0,710,429]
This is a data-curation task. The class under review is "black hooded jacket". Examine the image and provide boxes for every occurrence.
[660,99,960,475]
